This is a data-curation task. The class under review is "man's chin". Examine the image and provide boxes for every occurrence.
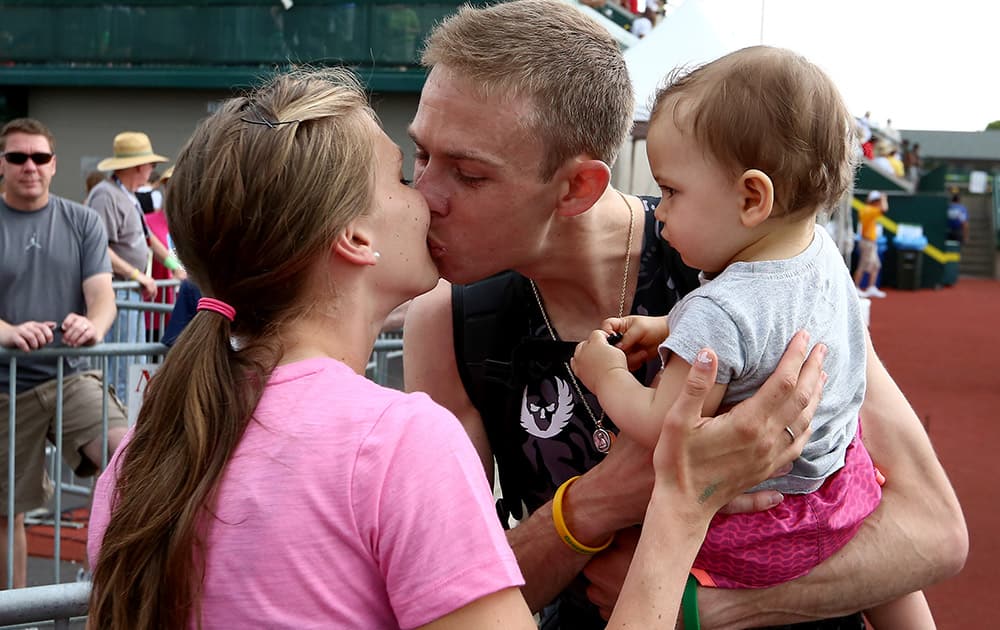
[437,264,501,286]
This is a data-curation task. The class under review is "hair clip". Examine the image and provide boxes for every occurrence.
[239,100,301,129]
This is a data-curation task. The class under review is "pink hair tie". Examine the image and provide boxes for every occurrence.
[197,297,236,322]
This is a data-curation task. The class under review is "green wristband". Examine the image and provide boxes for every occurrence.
[683,574,700,630]
[163,255,181,271]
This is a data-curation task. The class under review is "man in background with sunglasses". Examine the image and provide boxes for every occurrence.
[0,118,128,588]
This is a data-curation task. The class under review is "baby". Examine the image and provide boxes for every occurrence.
[572,46,932,628]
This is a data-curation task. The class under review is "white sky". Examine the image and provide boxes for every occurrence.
[665,0,1000,132]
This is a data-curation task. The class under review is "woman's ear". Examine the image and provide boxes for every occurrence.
[555,159,612,217]
[738,169,775,228]
[333,220,378,266]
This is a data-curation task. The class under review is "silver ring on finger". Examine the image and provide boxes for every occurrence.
[784,425,796,442]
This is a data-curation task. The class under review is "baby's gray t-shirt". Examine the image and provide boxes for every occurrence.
[660,227,866,493]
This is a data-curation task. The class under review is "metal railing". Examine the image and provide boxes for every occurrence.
[0,582,88,629]
[3,343,170,589]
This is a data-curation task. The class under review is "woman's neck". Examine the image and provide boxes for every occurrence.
[278,302,384,374]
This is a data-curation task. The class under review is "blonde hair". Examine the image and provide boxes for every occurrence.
[652,46,858,217]
[89,68,378,629]
[422,0,633,179]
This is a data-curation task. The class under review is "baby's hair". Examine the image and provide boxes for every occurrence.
[651,46,858,218]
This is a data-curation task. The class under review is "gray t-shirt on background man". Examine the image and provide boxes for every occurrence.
[660,227,867,494]
[84,178,149,277]
[0,195,112,393]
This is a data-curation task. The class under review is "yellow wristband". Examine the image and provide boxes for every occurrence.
[552,476,614,555]
[129,268,141,281]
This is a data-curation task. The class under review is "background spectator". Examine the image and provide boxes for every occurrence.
[138,166,178,339]
[0,118,127,588]
[947,193,969,243]
[855,191,888,298]
[906,142,922,184]
[84,170,105,198]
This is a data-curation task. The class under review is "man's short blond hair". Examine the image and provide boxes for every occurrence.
[422,0,633,180]
[652,46,858,217]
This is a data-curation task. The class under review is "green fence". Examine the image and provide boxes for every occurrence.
[0,1,480,90]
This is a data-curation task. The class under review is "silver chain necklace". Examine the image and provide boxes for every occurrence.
[528,192,636,454]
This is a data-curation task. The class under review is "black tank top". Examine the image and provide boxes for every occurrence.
[453,197,698,523]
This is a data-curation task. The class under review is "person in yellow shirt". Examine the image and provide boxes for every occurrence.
[854,190,887,297]
[887,150,905,178]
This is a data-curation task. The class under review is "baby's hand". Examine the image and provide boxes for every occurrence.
[571,330,628,392]
[601,315,670,371]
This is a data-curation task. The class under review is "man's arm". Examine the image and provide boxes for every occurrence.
[106,248,157,300]
[697,334,967,629]
[147,232,187,281]
[60,272,116,347]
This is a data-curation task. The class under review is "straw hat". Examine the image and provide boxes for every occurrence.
[161,165,174,181]
[97,132,168,171]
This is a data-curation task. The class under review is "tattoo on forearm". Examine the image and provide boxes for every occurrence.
[698,483,719,504]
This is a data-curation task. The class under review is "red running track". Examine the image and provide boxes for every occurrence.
[868,278,1000,627]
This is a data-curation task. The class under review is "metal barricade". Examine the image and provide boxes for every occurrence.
[0,582,88,629]
[110,279,181,344]
[367,332,404,388]
[2,343,169,591]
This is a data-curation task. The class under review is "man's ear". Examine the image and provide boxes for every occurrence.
[333,220,377,266]
[738,169,774,228]
[555,159,611,217]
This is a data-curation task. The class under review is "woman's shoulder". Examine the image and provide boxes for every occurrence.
[263,358,460,431]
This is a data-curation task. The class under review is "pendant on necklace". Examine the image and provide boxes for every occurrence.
[593,428,614,454]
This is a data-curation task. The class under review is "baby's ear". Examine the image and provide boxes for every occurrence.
[738,169,774,228]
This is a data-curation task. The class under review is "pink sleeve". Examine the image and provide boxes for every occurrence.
[352,393,524,629]
[86,428,135,569]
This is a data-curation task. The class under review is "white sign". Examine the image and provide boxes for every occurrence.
[969,170,988,194]
[126,363,160,426]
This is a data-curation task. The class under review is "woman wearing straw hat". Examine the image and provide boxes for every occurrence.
[84,131,186,398]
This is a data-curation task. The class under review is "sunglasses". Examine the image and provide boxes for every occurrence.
[2,152,54,166]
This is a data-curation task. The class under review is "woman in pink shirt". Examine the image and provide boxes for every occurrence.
[86,69,813,629]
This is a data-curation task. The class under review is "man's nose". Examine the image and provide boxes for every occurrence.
[414,171,448,216]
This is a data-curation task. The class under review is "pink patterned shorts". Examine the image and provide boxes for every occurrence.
[692,427,882,589]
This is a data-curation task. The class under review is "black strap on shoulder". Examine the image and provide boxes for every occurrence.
[453,272,538,524]
[452,272,527,414]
